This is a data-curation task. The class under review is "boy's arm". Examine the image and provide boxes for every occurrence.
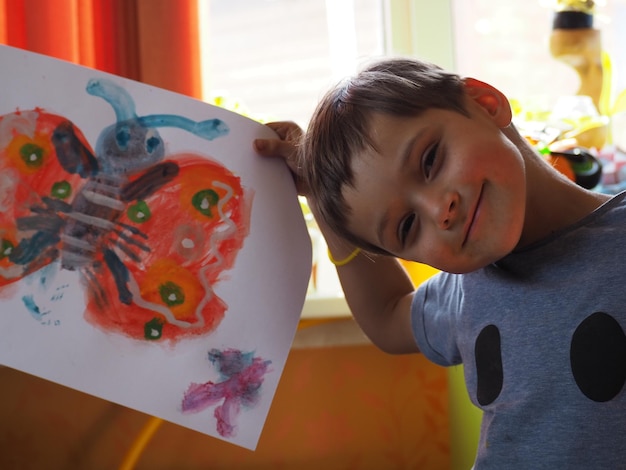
[254,122,420,354]
[315,211,420,354]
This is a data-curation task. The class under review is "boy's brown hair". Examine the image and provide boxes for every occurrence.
[301,57,467,253]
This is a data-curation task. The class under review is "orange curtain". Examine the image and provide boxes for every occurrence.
[0,0,202,98]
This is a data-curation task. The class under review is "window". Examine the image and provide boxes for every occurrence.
[451,0,626,112]
[200,0,626,121]
[200,0,385,126]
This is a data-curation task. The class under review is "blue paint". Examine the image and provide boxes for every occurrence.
[103,248,132,304]
[86,78,230,176]
[209,348,255,379]
[86,79,136,122]
[138,115,230,141]
[87,77,229,144]
[22,294,46,321]
[50,285,66,302]
[37,263,60,287]
[11,232,60,265]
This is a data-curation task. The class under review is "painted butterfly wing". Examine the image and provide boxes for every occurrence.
[84,154,252,342]
[0,109,90,287]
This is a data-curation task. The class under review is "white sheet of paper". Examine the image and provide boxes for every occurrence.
[0,45,311,450]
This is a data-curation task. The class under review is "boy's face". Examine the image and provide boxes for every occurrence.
[342,81,527,273]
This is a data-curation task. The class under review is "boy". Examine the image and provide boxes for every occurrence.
[254,58,626,468]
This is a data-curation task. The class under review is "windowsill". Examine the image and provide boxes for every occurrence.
[301,295,350,319]
[294,295,371,348]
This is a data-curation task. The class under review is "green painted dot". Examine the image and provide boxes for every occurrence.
[144,317,164,340]
[51,181,72,199]
[192,189,219,217]
[159,281,185,307]
[19,143,45,168]
[127,200,151,223]
[0,239,14,259]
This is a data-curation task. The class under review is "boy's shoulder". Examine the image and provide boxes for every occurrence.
[568,189,626,235]
[524,190,626,252]
[596,190,626,215]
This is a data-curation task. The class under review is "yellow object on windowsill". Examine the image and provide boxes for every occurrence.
[398,259,440,287]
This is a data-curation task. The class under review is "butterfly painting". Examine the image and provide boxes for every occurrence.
[0,77,253,343]
[0,45,311,450]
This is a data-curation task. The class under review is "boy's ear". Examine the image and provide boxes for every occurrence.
[463,77,512,128]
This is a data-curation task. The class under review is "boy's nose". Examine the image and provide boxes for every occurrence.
[436,191,460,230]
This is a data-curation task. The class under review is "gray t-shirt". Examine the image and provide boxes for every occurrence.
[412,192,626,469]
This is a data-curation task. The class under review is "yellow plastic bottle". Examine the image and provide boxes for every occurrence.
[549,0,603,111]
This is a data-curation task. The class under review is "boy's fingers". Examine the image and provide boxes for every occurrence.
[265,121,301,140]
[254,138,297,161]
[253,137,306,194]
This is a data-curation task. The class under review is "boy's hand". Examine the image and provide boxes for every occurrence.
[255,123,418,354]
[254,121,308,195]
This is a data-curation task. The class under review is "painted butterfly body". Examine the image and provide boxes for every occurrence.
[0,79,251,342]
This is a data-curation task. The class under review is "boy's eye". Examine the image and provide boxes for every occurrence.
[423,143,439,178]
[399,213,416,244]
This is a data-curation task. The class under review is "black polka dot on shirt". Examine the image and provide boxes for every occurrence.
[475,324,504,406]
[570,312,626,402]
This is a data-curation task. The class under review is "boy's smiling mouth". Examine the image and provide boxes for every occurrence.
[463,184,484,247]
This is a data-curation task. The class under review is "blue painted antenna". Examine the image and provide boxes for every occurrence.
[86,78,230,141]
